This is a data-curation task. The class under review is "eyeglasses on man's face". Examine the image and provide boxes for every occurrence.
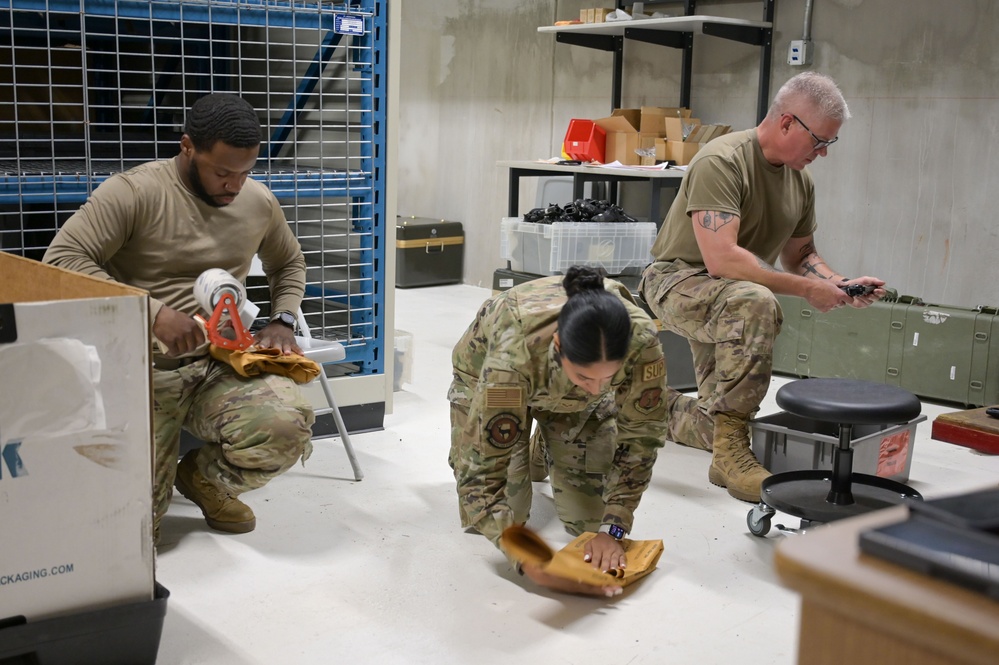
[791,114,838,150]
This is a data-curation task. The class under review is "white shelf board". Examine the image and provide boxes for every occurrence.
[538,15,772,36]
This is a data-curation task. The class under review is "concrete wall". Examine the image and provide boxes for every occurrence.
[397,0,999,307]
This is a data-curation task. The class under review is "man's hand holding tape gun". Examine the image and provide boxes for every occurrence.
[154,305,208,357]
[153,304,301,357]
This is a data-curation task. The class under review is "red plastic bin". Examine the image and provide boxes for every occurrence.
[563,119,605,163]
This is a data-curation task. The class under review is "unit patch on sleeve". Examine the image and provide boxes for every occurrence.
[485,413,521,448]
[641,358,665,383]
[635,387,664,415]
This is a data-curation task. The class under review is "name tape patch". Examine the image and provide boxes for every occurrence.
[642,358,665,383]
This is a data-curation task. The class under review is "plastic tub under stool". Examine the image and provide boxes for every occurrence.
[750,412,927,483]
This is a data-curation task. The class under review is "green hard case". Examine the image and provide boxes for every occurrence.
[773,294,999,407]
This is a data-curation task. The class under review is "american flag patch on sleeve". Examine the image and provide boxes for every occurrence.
[486,386,524,408]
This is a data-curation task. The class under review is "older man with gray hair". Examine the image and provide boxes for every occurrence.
[639,72,885,502]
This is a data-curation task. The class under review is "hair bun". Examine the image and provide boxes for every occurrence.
[562,265,606,297]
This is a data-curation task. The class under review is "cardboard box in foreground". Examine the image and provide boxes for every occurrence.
[0,252,154,622]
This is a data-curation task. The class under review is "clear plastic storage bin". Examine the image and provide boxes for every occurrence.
[750,411,927,483]
[500,217,657,276]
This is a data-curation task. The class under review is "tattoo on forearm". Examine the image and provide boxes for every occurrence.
[802,262,823,277]
[801,255,831,278]
[699,211,735,232]
[756,256,778,272]
[798,244,835,279]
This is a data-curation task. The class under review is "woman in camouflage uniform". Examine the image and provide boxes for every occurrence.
[449,266,668,596]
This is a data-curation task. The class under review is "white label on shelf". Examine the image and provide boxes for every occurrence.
[912,332,919,347]
[950,366,956,381]
[334,14,364,36]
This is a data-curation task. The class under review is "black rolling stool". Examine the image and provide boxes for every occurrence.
[747,378,923,537]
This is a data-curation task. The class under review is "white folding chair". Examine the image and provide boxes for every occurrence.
[293,310,363,481]
[249,257,362,481]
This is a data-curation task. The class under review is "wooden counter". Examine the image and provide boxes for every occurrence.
[774,506,999,665]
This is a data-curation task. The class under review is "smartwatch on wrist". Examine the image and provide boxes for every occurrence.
[599,524,627,540]
[270,311,296,329]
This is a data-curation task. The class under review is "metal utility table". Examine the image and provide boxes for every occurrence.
[497,160,686,225]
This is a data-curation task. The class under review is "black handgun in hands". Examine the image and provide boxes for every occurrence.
[840,283,877,297]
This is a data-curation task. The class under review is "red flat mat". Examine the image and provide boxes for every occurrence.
[932,407,999,454]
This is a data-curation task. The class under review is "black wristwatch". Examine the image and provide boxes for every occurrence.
[270,311,296,329]
[599,524,627,540]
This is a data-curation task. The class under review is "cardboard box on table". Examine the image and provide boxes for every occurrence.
[0,252,154,622]
[656,118,731,165]
[594,107,690,165]
[581,8,613,23]
[593,114,642,165]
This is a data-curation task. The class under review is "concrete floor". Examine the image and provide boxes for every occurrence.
[155,283,999,665]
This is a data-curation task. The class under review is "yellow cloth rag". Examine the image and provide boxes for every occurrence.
[210,345,321,384]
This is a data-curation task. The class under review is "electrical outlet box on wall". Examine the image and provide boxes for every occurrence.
[788,40,813,66]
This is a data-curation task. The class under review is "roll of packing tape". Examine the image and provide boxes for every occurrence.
[194,268,247,313]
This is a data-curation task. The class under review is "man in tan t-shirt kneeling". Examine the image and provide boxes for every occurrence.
[639,72,885,502]
[44,94,315,543]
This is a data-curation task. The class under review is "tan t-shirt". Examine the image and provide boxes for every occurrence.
[651,128,818,269]
[43,158,305,342]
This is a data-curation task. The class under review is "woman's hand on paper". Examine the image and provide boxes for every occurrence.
[585,532,627,574]
[521,562,622,598]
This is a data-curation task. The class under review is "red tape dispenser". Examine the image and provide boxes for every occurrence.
[193,269,258,351]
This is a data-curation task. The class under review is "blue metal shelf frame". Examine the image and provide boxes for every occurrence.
[0,0,364,29]
[0,175,378,209]
[293,0,386,372]
[0,169,372,205]
[341,0,386,372]
[0,0,388,376]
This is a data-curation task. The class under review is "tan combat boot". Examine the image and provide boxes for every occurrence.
[528,430,549,482]
[175,450,256,533]
[707,413,770,502]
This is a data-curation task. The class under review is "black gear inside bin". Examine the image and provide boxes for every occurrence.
[0,583,169,665]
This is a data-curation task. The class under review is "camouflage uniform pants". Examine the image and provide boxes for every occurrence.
[449,402,613,544]
[152,356,315,525]
[641,261,783,449]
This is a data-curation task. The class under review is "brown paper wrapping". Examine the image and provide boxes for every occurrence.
[500,525,664,588]
[209,345,321,384]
